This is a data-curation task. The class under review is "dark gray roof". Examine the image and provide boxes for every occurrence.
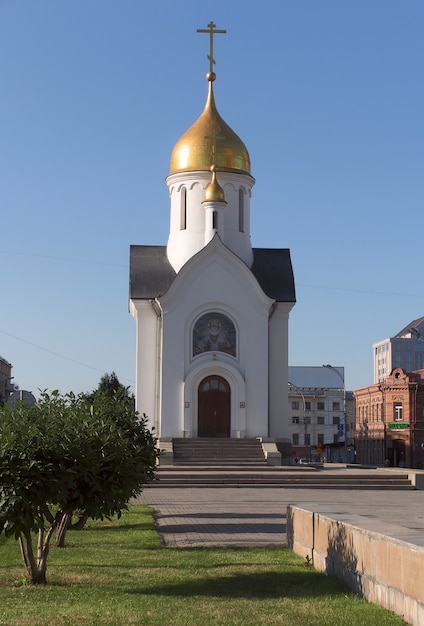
[251,248,296,302]
[129,245,296,303]
[129,246,176,299]
[288,366,345,389]
[395,317,424,338]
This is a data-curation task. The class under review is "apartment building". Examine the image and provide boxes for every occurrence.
[373,316,424,383]
[288,366,354,463]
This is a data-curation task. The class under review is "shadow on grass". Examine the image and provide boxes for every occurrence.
[83,523,154,532]
[128,570,343,599]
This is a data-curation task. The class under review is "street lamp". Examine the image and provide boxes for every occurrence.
[323,364,346,461]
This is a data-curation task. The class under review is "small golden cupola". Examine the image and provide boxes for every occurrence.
[204,164,226,203]
[169,70,250,176]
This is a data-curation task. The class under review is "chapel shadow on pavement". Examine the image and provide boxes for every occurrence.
[158,522,285,536]
[156,512,283,520]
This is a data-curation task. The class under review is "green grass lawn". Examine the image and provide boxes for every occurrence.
[0,505,406,626]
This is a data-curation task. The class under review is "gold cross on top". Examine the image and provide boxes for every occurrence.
[197,21,227,73]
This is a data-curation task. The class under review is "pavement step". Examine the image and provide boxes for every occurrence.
[150,468,414,489]
[149,481,415,490]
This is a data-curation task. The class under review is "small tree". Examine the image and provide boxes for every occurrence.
[0,390,158,584]
[97,372,127,395]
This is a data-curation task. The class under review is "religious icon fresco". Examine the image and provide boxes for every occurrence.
[193,312,236,357]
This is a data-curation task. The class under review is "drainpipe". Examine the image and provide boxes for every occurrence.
[150,298,163,436]
[411,380,418,468]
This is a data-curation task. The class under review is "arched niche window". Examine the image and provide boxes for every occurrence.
[212,210,218,230]
[192,312,236,358]
[238,188,244,232]
[180,187,187,230]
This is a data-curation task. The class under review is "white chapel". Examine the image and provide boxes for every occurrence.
[129,23,296,457]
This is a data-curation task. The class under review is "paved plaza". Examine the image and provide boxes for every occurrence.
[134,469,424,548]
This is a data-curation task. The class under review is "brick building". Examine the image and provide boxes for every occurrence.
[353,368,424,468]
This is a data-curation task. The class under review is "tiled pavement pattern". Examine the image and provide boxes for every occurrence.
[134,471,424,548]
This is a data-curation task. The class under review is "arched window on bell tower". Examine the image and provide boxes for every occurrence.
[238,188,244,232]
[212,210,218,230]
[180,187,187,230]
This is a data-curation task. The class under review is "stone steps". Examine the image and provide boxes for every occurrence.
[172,437,267,466]
[150,467,415,489]
[159,439,416,489]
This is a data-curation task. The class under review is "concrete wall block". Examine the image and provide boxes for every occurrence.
[313,515,330,554]
[287,504,424,626]
[360,529,378,574]
[399,544,424,602]
[373,581,390,610]
[387,541,406,592]
[374,536,390,585]
[388,587,416,626]
[287,507,313,549]
[409,472,424,490]
[292,540,310,561]
[312,549,326,572]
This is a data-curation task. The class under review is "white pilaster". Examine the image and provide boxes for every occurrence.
[130,299,162,434]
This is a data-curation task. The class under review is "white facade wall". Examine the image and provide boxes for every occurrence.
[158,239,274,439]
[129,299,161,433]
[269,303,293,439]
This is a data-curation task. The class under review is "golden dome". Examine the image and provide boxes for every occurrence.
[204,165,226,203]
[170,72,250,176]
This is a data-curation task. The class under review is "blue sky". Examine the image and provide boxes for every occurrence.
[1,0,423,395]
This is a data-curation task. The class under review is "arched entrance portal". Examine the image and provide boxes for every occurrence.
[198,375,230,437]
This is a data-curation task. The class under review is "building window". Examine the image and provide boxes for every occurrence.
[292,417,299,424]
[317,416,324,425]
[292,401,299,410]
[394,403,403,421]
[304,434,311,446]
[305,401,311,411]
[317,401,325,410]
[317,434,324,444]
[333,415,339,425]
[180,187,187,230]
[333,434,339,444]
[238,189,244,232]
[292,433,299,445]
[333,401,340,411]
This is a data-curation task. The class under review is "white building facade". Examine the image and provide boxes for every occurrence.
[288,366,354,463]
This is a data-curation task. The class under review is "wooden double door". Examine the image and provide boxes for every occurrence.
[198,375,230,437]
